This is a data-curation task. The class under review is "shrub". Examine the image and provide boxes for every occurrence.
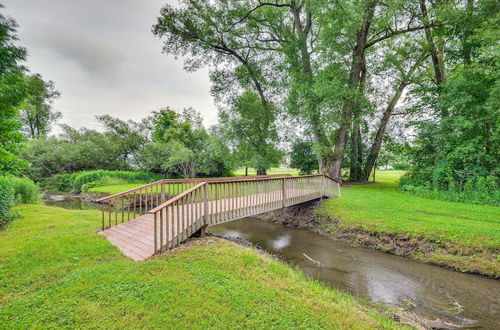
[71,170,165,192]
[0,177,16,227]
[40,173,73,192]
[392,162,410,170]
[400,175,500,206]
[6,176,40,204]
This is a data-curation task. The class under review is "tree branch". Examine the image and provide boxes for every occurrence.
[366,24,438,48]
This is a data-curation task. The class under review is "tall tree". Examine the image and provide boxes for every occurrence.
[0,7,28,175]
[19,73,61,138]
[220,91,282,174]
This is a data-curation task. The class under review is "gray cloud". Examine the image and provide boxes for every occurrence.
[30,23,124,82]
[2,0,218,131]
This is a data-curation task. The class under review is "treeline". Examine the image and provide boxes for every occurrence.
[23,109,234,182]
[153,0,499,204]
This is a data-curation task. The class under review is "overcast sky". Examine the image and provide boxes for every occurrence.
[2,0,217,132]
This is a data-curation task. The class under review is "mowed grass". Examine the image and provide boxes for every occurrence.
[319,171,500,276]
[89,169,301,196]
[89,183,148,195]
[233,167,301,176]
[0,205,402,329]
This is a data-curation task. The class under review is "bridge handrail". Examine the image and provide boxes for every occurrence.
[148,182,207,214]
[96,174,291,203]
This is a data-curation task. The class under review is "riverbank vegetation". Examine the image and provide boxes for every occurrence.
[0,204,405,329]
[317,171,500,277]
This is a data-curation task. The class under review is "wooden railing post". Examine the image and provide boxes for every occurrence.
[153,212,158,254]
[203,183,209,225]
[281,178,285,208]
[101,203,105,230]
[161,183,166,203]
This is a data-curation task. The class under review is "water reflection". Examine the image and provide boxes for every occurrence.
[272,234,291,250]
[209,218,500,329]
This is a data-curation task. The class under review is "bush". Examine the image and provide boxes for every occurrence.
[400,175,500,206]
[391,162,410,170]
[0,177,16,227]
[40,173,73,192]
[71,170,165,192]
[0,176,39,227]
[6,176,40,204]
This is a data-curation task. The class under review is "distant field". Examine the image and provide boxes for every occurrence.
[233,168,301,176]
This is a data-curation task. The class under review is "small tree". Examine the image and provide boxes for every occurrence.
[19,73,61,138]
[290,141,319,175]
[221,91,282,175]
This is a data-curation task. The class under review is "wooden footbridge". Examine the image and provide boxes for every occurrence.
[97,174,340,261]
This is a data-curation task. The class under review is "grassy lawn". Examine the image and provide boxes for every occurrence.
[88,169,302,196]
[233,167,301,176]
[0,205,403,329]
[89,183,149,195]
[88,168,301,195]
[318,171,500,277]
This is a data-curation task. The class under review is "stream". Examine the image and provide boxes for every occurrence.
[45,196,500,328]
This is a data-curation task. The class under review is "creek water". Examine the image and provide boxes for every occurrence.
[45,197,499,328]
[209,219,500,329]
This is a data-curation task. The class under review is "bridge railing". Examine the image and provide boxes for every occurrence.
[96,174,292,230]
[148,182,208,254]
[147,174,341,254]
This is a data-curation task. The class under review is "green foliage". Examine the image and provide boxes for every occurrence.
[402,3,499,202]
[140,108,233,177]
[22,116,149,181]
[0,175,39,227]
[391,163,410,170]
[400,175,500,206]
[5,176,40,204]
[0,9,28,176]
[40,173,72,192]
[220,91,282,172]
[19,73,61,138]
[290,141,318,175]
[196,134,234,177]
[70,170,164,192]
[0,177,15,227]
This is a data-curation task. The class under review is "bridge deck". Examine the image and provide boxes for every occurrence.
[99,188,322,261]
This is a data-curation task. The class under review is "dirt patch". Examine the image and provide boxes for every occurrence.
[254,199,324,229]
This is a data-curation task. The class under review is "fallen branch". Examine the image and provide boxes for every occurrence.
[303,253,325,267]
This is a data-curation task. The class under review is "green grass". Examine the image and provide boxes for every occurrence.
[318,170,500,276]
[89,183,149,195]
[0,205,403,329]
[233,167,301,176]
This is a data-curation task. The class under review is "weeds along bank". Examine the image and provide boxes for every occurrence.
[0,204,407,329]
[0,176,39,227]
[315,171,500,278]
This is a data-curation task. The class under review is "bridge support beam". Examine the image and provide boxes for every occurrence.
[193,224,208,238]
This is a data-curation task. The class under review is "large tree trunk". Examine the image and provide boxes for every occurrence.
[257,168,267,175]
[349,62,367,181]
[329,1,376,180]
[420,0,446,86]
[289,1,333,173]
[362,53,428,180]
